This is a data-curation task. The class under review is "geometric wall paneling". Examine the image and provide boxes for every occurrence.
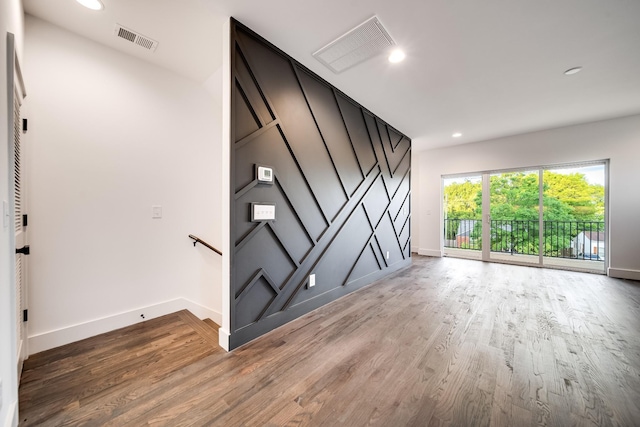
[347,243,383,284]
[398,217,411,256]
[294,68,363,197]
[363,177,392,228]
[289,204,374,307]
[234,125,328,242]
[264,167,382,317]
[236,29,347,223]
[234,225,297,298]
[334,95,378,177]
[236,183,313,265]
[234,50,275,127]
[230,19,411,348]
[390,173,411,226]
[375,214,405,265]
[234,82,261,141]
[235,274,279,329]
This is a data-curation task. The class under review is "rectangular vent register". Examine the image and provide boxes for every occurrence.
[313,16,396,73]
[114,24,159,52]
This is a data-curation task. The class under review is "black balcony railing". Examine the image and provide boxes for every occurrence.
[444,218,605,261]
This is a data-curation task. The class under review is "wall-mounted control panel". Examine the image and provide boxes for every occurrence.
[257,165,274,184]
[251,202,276,222]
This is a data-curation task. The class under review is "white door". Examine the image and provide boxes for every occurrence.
[9,35,28,378]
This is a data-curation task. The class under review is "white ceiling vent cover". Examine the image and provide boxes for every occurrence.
[313,16,396,74]
[114,24,159,52]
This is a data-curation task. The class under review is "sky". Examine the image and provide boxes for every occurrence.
[549,164,605,186]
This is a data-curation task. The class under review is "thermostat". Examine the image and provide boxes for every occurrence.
[257,165,273,183]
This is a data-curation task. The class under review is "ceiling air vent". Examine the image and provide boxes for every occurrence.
[114,24,158,52]
[312,16,396,74]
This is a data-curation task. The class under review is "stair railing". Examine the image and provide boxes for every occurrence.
[188,234,222,256]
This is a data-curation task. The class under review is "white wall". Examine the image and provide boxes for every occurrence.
[1,1,24,425]
[24,16,223,354]
[412,114,640,280]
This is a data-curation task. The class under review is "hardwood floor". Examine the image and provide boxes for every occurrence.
[19,256,640,426]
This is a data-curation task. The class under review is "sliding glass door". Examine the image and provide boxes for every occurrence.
[487,170,541,266]
[542,164,605,273]
[443,162,606,273]
[443,175,482,260]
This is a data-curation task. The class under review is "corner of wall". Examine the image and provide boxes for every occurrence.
[218,328,230,351]
[28,298,222,355]
[219,17,232,353]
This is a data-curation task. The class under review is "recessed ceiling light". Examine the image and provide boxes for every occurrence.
[388,49,406,64]
[564,66,582,75]
[452,132,462,138]
[76,0,104,11]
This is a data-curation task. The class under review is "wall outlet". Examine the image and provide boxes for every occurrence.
[152,205,162,219]
[308,274,315,288]
[386,251,390,259]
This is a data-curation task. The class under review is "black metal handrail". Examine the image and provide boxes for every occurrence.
[443,219,605,261]
[188,234,222,256]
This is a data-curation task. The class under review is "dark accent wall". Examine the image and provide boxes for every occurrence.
[230,20,412,349]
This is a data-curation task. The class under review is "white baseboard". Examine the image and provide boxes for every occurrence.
[182,298,223,325]
[411,245,419,254]
[28,298,222,355]
[417,248,443,257]
[218,327,230,351]
[3,400,18,427]
[608,267,640,281]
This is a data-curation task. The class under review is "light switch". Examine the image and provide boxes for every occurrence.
[152,205,162,219]
[251,203,276,221]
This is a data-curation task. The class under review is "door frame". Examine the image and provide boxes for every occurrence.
[443,160,609,274]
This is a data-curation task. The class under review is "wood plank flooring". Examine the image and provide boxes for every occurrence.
[19,256,640,426]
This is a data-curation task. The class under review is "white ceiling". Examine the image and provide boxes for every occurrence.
[23,0,640,151]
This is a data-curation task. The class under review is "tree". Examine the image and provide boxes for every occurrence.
[443,170,605,255]
[543,171,604,221]
[443,180,481,220]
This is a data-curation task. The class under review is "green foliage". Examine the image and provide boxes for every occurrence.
[443,180,481,220]
[444,171,603,222]
[444,170,605,255]
[542,171,604,221]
